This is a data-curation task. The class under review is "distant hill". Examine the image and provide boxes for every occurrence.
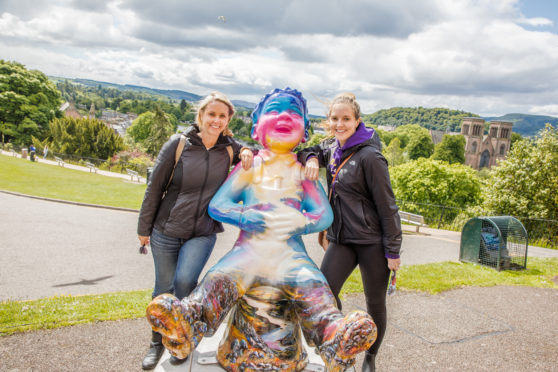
[481,113,558,137]
[49,77,556,136]
[362,107,478,132]
[362,107,557,136]
[49,77,259,110]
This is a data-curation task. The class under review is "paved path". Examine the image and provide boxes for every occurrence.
[0,192,462,301]
[2,192,557,301]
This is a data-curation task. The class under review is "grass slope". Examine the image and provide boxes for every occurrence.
[0,155,145,209]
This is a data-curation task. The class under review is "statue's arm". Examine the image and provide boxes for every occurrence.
[300,179,334,234]
[208,163,270,233]
[208,164,248,226]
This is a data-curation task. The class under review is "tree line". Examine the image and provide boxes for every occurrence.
[363,106,478,132]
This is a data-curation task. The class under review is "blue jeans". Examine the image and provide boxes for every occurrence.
[150,229,217,300]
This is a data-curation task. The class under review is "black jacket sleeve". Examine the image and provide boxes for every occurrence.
[137,135,181,236]
[296,141,330,168]
[361,149,402,257]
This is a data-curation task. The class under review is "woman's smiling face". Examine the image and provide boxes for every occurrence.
[253,95,305,153]
[329,103,360,147]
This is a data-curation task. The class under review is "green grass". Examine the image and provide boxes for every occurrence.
[0,155,145,209]
[2,259,556,336]
[341,257,558,295]
[0,290,151,336]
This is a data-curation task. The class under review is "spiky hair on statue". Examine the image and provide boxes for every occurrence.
[250,87,310,141]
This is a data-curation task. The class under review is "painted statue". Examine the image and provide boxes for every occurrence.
[146,88,377,372]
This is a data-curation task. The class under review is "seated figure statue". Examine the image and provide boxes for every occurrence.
[146,88,377,372]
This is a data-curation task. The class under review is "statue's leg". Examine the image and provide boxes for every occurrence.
[288,264,377,372]
[147,270,242,359]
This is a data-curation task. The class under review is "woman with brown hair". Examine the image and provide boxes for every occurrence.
[137,92,253,369]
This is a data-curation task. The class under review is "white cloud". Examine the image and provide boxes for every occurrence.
[1,0,557,118]
[517,17,553,27]
[528,104,558,117]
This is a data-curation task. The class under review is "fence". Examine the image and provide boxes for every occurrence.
[396,200,558,249]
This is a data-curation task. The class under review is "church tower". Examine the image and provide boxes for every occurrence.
[461,117,485,169]
[461,118,512,169]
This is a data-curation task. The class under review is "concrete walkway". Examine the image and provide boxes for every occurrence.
[4,191,556,302]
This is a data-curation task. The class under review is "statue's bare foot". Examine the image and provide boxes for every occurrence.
[146,293,207,359]
[318,310,377,372]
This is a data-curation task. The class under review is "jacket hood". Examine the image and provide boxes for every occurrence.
[335,130,383,155]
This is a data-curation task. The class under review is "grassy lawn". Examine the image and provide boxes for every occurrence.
[341,257,558,295]
[0,290,151,336]
[0,155,145,209]
[1,258,556,336]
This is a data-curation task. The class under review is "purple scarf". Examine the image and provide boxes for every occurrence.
[329,122,374,179]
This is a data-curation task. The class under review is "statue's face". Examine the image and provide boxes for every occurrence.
[253,95,305,153]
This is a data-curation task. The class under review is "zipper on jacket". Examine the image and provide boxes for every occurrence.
[192,149,210,235]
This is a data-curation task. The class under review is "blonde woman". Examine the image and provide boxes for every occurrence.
[137,92,253,369]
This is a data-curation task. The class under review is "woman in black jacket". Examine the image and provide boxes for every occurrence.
[137,92,253,369]
[301,93,402,372]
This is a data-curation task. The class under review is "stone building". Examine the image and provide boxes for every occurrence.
[461,117,513,169]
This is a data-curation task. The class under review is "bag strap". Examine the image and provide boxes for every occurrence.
[328,152,355,200]
[164,134,187,193]
[226,145,233,169]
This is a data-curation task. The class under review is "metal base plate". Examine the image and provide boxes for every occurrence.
[153,322,356,371]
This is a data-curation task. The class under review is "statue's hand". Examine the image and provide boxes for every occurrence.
[239,204,273,233]
[265,208,308,239]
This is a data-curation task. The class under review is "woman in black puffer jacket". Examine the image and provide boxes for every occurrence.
[137,92,253,369]
[300,93,402,372]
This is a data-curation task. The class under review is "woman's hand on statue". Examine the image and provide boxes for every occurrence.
[304,157,320,181]
[387,257,401,271]
[240,148,254,170]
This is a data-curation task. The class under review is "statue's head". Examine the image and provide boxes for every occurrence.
[251,88,310,153]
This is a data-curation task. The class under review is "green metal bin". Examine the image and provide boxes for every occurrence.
[460,216,528,271]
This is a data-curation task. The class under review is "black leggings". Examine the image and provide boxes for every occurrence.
[320,241,390,355]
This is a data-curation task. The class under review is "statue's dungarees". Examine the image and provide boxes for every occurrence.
[207,152,338,371]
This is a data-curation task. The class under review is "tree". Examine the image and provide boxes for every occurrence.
[390,158,482,209]
[432,134,466,164]
[180,99,188,112]
[145,105,174,156]
[484,124,558,219]
[510,132,522,149]
[0,60,61,145]
[46,117,124,159]
[391,124,429,148]
[406,132,434,160]
[127,106,177,154]
[383,137,405,167]
[127,111,155,144]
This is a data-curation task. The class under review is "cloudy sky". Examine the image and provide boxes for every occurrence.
[1,0,558,117]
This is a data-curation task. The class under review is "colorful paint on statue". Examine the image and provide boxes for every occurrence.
[147,88,377,372]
